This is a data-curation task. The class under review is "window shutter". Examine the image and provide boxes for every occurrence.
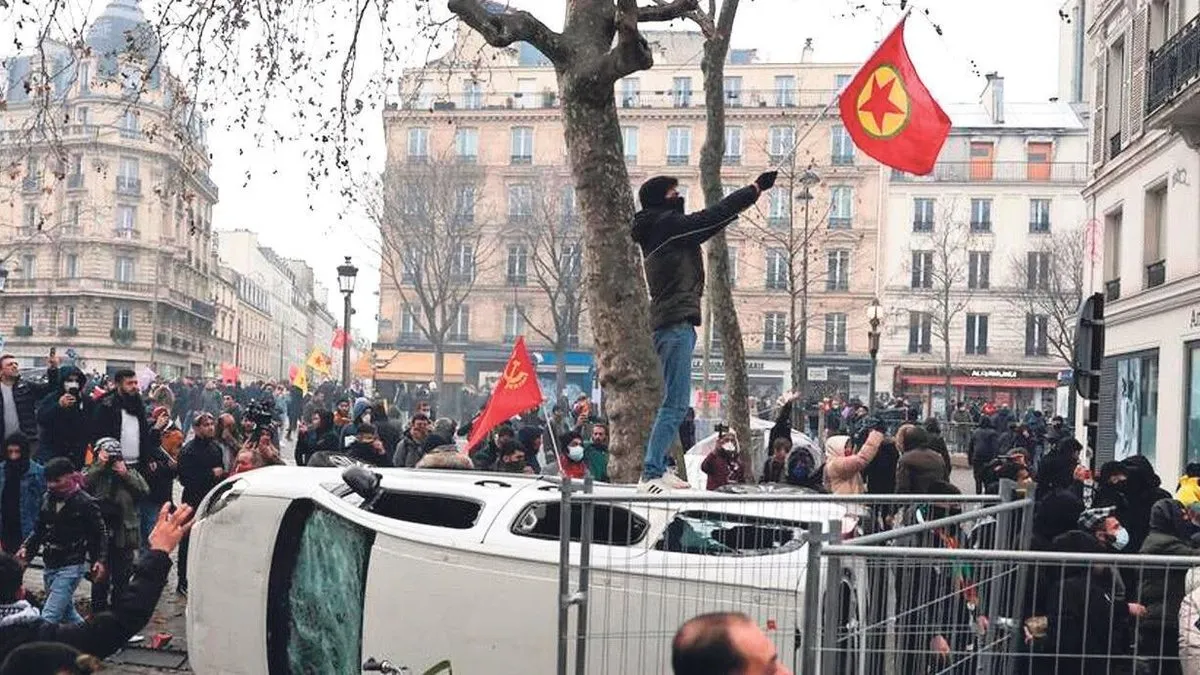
[1025,315,1035,356]
[908,314,918,353]
[981,253,990,289]
[1129,6,1148,140]
[911,253,920,288]
[979,315,988,355]
[1092,54,1107,166]
[1096,356,1118,466]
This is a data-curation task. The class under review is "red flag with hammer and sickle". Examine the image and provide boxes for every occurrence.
[467,337,544,452]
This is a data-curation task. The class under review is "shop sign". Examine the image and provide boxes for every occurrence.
[967,369,1019,379]
[691,358,767,372]
[807,366,829,382]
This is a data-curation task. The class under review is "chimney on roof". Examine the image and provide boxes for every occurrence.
[800,38,814,63]
[982,72,1005,124]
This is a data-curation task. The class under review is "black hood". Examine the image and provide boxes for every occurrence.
[637,175,677,209]
[1148,497,1185,535]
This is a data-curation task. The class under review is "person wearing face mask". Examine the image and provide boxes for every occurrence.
[495,441,533,475]
[700,426,745,491]
[632,171,777,494]
[560,432,589,480]
[1136,498,1200,672]
[0,435,44,556]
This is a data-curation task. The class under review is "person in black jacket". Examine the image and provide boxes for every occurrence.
[0,353,59,461]
[967,416,1000,494]
[35,366,90,469]
[17,458,107,625]
[0,502,192,664]
[175,412,224,595]
[88,369,161,470]
[295,410,339,466]
[632,171,776,492]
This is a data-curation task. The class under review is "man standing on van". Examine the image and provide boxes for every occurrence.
[632,171,777,493]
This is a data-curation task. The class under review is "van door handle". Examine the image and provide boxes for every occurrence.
[362,657,406,673]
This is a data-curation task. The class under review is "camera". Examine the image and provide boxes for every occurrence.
[245,398,276,434]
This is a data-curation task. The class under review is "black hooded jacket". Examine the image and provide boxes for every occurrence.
[0,366,58,443]
[631,181,760,330]
[967,416,1000,469]
[35,366,90,467]
[295,410,339,466]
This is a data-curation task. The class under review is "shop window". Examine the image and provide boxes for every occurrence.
[1114,352,1159,462]
[1188,343,1200,465]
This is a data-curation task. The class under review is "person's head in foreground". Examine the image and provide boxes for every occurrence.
[672,612,791,675]
[0,642,101,675]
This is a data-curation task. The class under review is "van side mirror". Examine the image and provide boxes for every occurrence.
[342,466,382,509]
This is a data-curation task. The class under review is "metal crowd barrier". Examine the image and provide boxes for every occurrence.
[553,477,1017,675]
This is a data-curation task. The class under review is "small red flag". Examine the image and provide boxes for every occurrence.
[837,15,951,176]
[332,328,347,350]
[467,337,544,451]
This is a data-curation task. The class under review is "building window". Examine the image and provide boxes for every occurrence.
[763,312,787,352]
[831,123,854,164]
[908,311,932,354]
[724,126,743,164]
[1104,208,1123,290]
[1186,343,1200,464]
[824,313,847,353]
[826,249,850,291]
[510,127,534,164]
[965,313,989,355]
[560,185,577,229]
[969,141,994,180]
[672,76,693,107]
[65,202,80,230]
[506,244,528,286]
[1027,141,1053,180]
[620,77,640,107]
[64,253,78,278]
[114,306,132,330]
[774,75,796,106]
[453,185,475,225]
[116,205,136,234]
[65,305,76,328]
[911,250,933,288]
[20,254,35,279]
[22,204,37,231]
[400,250,420,284]
[1114,352,1158,462]
[400,127,427,162]
[507,184,533,223]
[1026,314,1049,356]
[1106,39,1127,155]
[829,186,853,228]
[726,246,738,288]
[449,305,470,342]
[724,76,742,106]
[20,306,32,328]
[621,126,638,163]
[562,241,582,283]
[835,73,853,90]
[117,156,139,194]
[765,249,788,290]
[913,198,935,231]
[462,80,482,109]
[454,128,478,162]
[1030,198,1051,233]
[515,77,536,109]
[1144,183,1167,288]
[970,198,992,232]
[399,305,420,340]
[115,256,135,283]
[119,110,138,138]
[767,190,790,228]
[503,306,525,342]
[968,251,990,290]
[768,125,794,162]
[667,126,691,165]
[451,243,474,282]
[1027,251,1051,290]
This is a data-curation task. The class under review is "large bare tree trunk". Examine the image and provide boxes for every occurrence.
[697,0,752,476]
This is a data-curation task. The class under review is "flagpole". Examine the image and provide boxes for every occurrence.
[771,5,915,173]
[540,405,566,477]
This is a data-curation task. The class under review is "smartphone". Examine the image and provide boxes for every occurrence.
[64,381,79,393]
[49,347,56,358]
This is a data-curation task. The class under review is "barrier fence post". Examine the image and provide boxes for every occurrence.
[556,478,574,675]
[801,520,826,675]
[1003,487,1037,675]
[573,474,595,675]
[820,519,843,675]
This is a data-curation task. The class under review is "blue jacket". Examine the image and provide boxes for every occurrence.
[0,461,46,539]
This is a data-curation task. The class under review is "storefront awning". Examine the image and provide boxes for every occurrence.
[901,374,1057,389]
[373,350,465,384]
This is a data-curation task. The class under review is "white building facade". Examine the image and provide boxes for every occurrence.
[879,76,1089,418]
[1084,0,1200,480]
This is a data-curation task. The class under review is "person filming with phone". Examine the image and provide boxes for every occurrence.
[37,365,91,469]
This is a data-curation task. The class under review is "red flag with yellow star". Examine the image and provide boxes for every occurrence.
[837,15,950,176]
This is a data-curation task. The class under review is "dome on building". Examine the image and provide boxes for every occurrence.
[86,0,159,69]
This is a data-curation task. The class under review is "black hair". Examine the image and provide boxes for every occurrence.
[0,553,20,603]
[356,423,377,436]
[44,457,75,481]
[411,412,430,423]
[671,612,749,675]
[113,368,136,383]
[2,433,29,455]
[638,175,679,209]
[923,417,941,435]
[900,426,931,452]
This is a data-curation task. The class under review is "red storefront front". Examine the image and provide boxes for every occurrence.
[894,366,1061,417]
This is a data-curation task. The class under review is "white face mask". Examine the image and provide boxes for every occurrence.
[721,442,736,454]
[567,445,584,462]
[361,413,371,424]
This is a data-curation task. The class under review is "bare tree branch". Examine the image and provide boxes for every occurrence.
[446,0,565,62]
[1005,228,1085,368]
[639,0,703,22]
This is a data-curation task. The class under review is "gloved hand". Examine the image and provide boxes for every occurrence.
[754,171,778,191]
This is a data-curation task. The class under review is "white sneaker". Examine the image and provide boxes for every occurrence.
[637,474,691,493]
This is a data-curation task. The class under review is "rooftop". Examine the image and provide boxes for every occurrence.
[945,100,1086,131]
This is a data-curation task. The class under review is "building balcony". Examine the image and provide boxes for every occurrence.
[116,177,142,195]
[1146,259,1166,288]
[21,176,40,193]
[1105,277,1121,302]
[103,279,156,294]
[390,88,837,113]
[1147,14,1200,137]
[66,174,85,190]
[111,328,137,343]
[666,155,690,166]
[12,326,33,337]
[57,326,78,337]
[891,161,1088,184]
[113,228,140,240]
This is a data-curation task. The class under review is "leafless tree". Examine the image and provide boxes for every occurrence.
[1005,227,1086,369]
[504,179,587,400]
[371,152,493,397]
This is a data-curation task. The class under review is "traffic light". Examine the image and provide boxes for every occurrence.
[1072,292,1105,459]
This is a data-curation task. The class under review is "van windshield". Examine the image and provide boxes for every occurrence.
[654,510,805,556]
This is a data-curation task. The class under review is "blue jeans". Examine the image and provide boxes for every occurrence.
[644,322,696,480]
[42,563,87,624]
[138,501,161,549]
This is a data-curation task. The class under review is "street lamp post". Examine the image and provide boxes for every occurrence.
[337,257,358,387]
[866,298,883,413]
[790,169,820,431]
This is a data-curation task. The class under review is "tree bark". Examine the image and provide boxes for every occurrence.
[697,2,752,475]
[942,307,952,420]
[434,342,446,416]
[555,342,567,402]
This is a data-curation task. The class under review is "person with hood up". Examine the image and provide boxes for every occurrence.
[922,417,953,477]
[17,458,107,624]
[700,425,745,491]
[517,425,544,474]
[1138,498,1200,674]
[35,366,90,468]
[0,434,44,555]
[967,416,1001,494]
[559,431,589,479]
[895,425,948,494]
[344,424,393,467]
[370,402,402,459]
[84,438,148,614]
[339,397,374,447]
[295,410,338,466]
[632,171,777,493]
[824,426,884,496]
[1178,463,1200,508]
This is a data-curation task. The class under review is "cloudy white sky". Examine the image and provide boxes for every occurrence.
[9,0,1072,341]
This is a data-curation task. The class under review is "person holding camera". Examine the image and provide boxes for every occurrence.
[84,438,148,613]
[36,366,91,469]
[631,171,777,493]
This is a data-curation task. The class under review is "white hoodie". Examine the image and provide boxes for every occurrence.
[1180,567,1200,675]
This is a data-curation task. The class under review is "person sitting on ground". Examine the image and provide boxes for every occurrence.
[344,423,392,467]
[0,504,192,663]
[672,611,791,675]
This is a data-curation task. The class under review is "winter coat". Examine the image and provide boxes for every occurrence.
[394,432,428,468]
[583,444,609,482]
[347,440,393,467]
[21,490,107,568]
[0,367,58,442]
[177,437,225,507]
[896,447,949,494]
[0,460,44,542]
[85,463,149,551]
[823,435,879,496]
[631,185,760,330]
[701,450,744,491]
[925,433,953,477]
[1138,499,1200,633]
[88,392,160,466]
[34,365,90,466]
[0,550,171,663]
[967,418,1000,470]
[761,458,788,484]
[1180,567,1200,675]
[862,440,898,494]
[136,443,177,506]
